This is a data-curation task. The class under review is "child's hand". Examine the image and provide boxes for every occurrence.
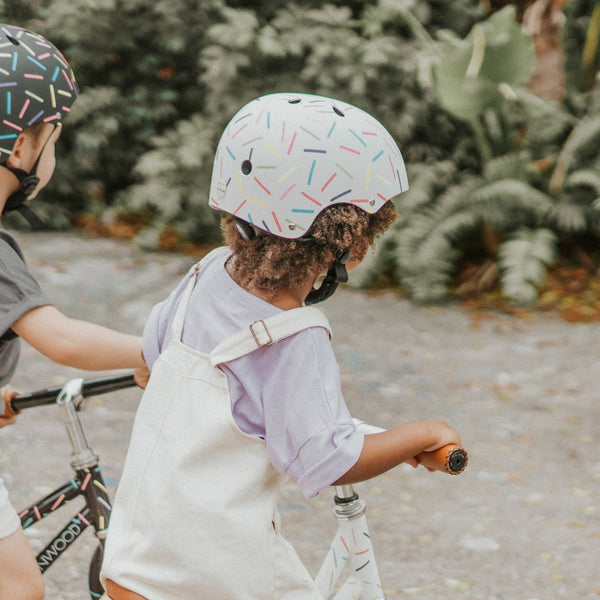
[415,419,462,471]
[421,418,462,452]
[1,385,19,427]
[134,364,151,389]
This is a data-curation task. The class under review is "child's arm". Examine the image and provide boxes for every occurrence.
[11,305,145,371]
[333,419,461,486]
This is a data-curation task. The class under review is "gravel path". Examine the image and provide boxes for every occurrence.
[1,231,599,599]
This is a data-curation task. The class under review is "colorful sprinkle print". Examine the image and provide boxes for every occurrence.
[0,23,77,155]
[315,513,385,598]
[209,93,409,239]
[19,466,109,530]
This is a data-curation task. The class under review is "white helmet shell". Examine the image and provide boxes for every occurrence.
[209,93,408,239]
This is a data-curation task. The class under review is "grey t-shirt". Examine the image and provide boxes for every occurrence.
[0,227,49,386]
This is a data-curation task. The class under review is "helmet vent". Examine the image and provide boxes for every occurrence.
[332,106,345,117]
[241,159,252,175]
[6,35,19,46]
[288,98,301,104]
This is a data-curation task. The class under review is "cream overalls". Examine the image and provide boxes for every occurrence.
[101,258,331,599]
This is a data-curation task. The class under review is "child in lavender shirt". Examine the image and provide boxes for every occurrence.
[141,246,361,499]
[102,93,461,600]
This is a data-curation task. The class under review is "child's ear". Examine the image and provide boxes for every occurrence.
[6,134,27,168]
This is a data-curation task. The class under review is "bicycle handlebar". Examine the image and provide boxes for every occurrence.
[10,373,137,412]
[10,383,468,473]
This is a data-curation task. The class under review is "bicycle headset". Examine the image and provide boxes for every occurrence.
[208,92,409,304]
[0,23,78,228]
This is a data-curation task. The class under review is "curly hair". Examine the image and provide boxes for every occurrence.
[223,201,398,296]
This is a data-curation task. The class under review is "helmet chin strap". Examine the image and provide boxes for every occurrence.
[304,249,350,305]
[0,124,57,229]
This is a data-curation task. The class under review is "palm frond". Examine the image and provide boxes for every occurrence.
[498,228,557,304]
[554,114,600,177]
[564,168,600,196]
[394,161,457,216]
[468,179,553,217]
[387,172,556,301]
[545,201,589,232]
[402,210,481,267]
[482,153,531,182]
[400,239,460,302]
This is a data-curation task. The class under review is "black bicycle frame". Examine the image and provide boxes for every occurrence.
[19,463,111,573]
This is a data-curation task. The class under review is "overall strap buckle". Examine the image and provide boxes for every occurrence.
[249,320,273,348]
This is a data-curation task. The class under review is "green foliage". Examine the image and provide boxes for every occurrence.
[377,153,556,302]
[4,1,600,307]
[100,0,484,245]
[431,7,536,125]
[499,228,557,304]
[356,6,549,303]
[357,4,600,305]
[115,113,222,248]
[3,0,485,239]
[0,1,38,21]
[544,108,600,235]
[520,94,576,157]
[7,0,222,219]
[551,112,600,180]
[563,0,600,92]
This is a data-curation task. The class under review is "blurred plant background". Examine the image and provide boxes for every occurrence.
[3,0,600,319]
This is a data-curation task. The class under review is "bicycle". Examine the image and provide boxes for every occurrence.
[8,375,467,600]
[316,419,467,600]
[9,373,138,600]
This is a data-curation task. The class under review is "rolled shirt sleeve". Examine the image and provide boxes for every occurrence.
[228,327,364,499]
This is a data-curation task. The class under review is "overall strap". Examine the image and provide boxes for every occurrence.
[170,249,220,342]
[210,307,332,366]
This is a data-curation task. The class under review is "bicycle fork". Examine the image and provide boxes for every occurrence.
[314,485,385,600]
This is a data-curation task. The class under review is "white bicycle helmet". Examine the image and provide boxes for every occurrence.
[209,92,408,239]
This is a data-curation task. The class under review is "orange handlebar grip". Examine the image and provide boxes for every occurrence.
[416,445,468,474]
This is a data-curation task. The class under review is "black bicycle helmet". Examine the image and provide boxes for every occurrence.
[0,24,78,223]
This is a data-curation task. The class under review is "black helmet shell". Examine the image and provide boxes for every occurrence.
[0,24,78,156]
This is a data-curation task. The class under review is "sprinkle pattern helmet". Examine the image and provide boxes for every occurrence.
[0,24,78,225]
[0,23,78,157]
[209,92,408,239]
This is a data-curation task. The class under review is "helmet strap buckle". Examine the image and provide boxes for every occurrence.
[0,124,58,226]
[304,249,350,305]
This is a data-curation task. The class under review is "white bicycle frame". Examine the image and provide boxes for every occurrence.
[315,420,386,600]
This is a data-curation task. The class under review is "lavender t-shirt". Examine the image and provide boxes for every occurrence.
[142,247,363,498]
